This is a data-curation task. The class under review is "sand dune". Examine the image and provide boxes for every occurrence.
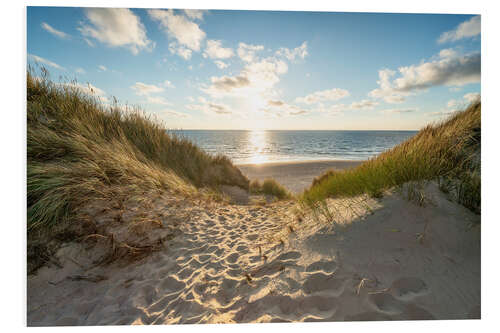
[27,182,480,325]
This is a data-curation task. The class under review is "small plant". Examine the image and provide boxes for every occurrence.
[369,189,384,199]
[249,179,291,200]
[405,182,431,207]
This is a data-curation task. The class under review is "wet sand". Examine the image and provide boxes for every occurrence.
[238,160,363,193]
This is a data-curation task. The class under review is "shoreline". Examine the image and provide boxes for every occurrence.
[237,159,363,194]
[235,158,365,167]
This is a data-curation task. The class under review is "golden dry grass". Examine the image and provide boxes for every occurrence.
[27,68,250,271]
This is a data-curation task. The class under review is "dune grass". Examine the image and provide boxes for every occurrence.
[302,101,481,214]
[27,68,249,235]
[249,179,291,200]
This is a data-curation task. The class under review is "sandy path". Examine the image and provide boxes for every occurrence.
[238,160,362,193]
[27,183,480,325]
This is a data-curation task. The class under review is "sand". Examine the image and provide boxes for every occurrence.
[238,160,362,193]
[27,181,480,325]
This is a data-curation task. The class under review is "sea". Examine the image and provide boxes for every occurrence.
[170,130,418,165]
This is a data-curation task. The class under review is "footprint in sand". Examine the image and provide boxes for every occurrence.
[370,291,402,311]
[302,272,345,296]
[249,255,262,264]
[206,246,219,254]
[225,253,239,264]
[214,248,225,258]
[177,266,194,280]
[305,260,337,274]
[235,245,248,252]
[299,295,337,313]
[246,234,259,241]
[198,254,213,263]
[226,268,243,278]
[159,276,185,292]
[390,277,428,300]
[276,251,301,262]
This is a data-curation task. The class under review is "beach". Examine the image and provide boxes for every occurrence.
[27,181,481,325]
[238,160,363,193]
[26,71,482,325]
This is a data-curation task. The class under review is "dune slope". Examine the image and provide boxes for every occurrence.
[28,182,479,325]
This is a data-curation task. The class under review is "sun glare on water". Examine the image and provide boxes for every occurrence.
[247,130,268,164]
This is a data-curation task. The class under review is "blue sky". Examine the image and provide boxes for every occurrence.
[27,7,480,130]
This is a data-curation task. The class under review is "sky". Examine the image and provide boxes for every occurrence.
[27,7,481,130]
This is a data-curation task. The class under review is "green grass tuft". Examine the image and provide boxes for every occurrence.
[250,179,291,200]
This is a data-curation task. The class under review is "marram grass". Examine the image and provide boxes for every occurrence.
[27,68,249,233]
[302,101,481,214]
[250,179,292,200]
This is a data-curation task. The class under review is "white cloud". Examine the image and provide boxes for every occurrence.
[439,48,457,59]
[168,42,193,60]
[214,60,229,69]
[276,41,308,61]
[295,88,350,104]
[98,65,107,72]
[83,38,95,47]
[395,51,480,90]
[183,9,206,21]
[131,82,164,96]
[79,8,153,55]
[146,96,172,106]
[203,40,234,59]
[208,75,250,92]
[381,108,418,114]
[446,92,480,111]
[262,100,309,116]
[148,9,206,52]
[312,103,346,115]
[163,80,175,88]
[368,68,409,104]
[447,99,459,109]
[438,16,481,44]
[349,99,379,110]
[28,54,65,70]
[41,22,69,39]
[237,43,264,63]
[307,99,378,114]
[187,98,232,115]
[75,67,86,74]
[202,57,288,98]
[428,110,457,117]
[369,50,480,103]
[464,92,480,103]
[161,109,191,118]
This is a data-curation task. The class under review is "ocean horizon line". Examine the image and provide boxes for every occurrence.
[167,129,420,132]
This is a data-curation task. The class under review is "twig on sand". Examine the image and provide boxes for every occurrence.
[245,273,253,285]
[356,278,371,295]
